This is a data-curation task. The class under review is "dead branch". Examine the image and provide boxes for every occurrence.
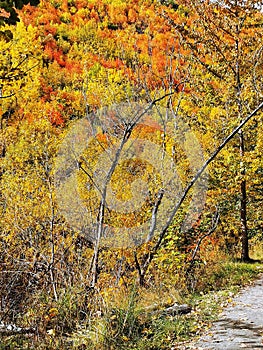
[0,323,36,336]
[188,209,220,272]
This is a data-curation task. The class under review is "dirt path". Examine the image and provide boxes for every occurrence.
[183,274,263,349]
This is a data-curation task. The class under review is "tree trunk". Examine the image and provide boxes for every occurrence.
[239,129,249,261]
[235,21,249,261]
[140,102,263,277]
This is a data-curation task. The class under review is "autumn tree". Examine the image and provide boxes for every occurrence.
[165,0,263,261]
[0,17,86,325]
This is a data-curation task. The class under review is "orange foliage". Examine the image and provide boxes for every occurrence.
[47,107,65,126]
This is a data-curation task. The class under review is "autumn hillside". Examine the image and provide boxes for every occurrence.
[1,0,263,349]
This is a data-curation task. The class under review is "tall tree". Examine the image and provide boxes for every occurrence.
[169,0,263,260]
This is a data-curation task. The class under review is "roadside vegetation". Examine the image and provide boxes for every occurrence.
[1,240,263,349]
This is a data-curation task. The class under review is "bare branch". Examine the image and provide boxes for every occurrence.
[189,209,220,270]
[141,100,263,277]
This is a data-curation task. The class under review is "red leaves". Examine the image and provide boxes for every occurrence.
[52,50,66,67]
[43,40,66,67]
[100,58,124,70]
[0,8,11,19]
[47,106,64,126]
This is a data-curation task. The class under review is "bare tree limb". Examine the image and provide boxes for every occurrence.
[89,89,180,287]
[146,189,165,243]
[188,209,220,272]
[140,100,263,282]
[0,324,36,335]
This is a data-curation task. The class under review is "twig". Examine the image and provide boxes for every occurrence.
[0,323,36,336]
[188,209,220,272]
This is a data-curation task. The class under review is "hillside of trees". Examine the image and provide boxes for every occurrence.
[1,0,263,348]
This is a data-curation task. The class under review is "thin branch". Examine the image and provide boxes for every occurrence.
[141,100,263,276]
[0,325,36,336]
[146,189,164,242]
[188,209,220,270]
[134,252,143,286]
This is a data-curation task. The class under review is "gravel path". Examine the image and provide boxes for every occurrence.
[184,274,263,349]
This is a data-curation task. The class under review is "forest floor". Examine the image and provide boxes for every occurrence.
[179,273,263,350]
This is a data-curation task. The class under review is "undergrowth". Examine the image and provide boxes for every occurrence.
[1,255,263,350]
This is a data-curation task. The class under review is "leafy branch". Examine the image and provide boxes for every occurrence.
[138,100,263,285]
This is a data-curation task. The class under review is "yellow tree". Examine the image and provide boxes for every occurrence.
[166,0,263,261]
[0,19,85,324]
